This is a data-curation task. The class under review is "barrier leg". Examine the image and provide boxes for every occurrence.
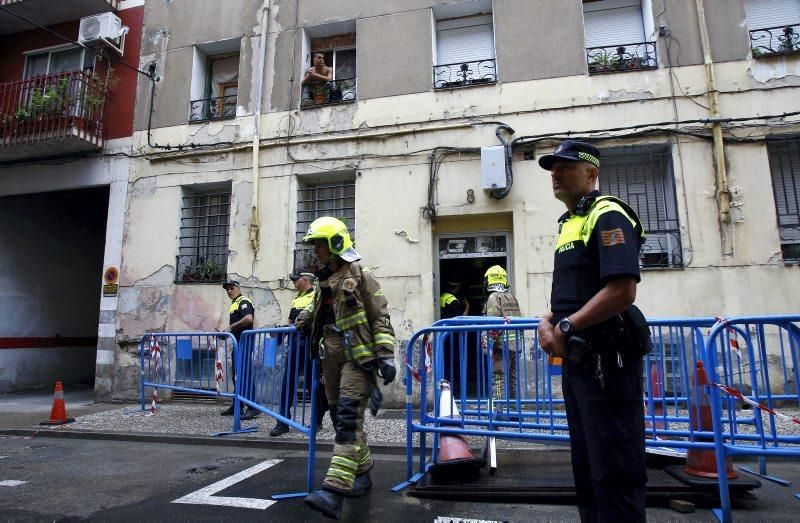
[739,458,792,486]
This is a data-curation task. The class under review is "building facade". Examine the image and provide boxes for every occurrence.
[0,0,144,395]
[102,0,800,401]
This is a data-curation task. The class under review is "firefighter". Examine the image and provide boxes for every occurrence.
[482,265,522,399]
[537,140,647,521]
[301,217,397,520]
[440,281,470,319]
[270,270,327,437]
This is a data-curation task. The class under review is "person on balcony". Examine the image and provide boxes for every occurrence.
[302,52,336,103]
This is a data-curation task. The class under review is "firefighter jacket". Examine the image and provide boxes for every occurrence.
[290,287,316,330]
[483,290,522,350]
[308,261,396,364]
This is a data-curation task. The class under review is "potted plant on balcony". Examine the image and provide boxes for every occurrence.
[312,83,329,105]
[181,258,224,283]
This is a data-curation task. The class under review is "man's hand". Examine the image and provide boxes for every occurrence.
[539,312,567,358]
[377,357,396,385]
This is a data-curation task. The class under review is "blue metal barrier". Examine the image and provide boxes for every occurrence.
[236,326,319,499]
[397,315,800,522]
[139,331,238,409]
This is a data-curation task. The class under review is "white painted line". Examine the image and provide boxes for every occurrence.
[0,480,27,487]
[172,459,281,510]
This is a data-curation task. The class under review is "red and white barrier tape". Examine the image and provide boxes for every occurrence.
[408,334,432,383]
[212,335,225,393]
[712,316,743,360]
[148,335,161,415]
[710,382,800,426]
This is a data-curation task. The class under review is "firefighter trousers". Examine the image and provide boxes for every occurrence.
[319,326,374,494]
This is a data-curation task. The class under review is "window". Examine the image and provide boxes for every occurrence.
[746,0,800,57]
[766,136,800,261]
[300,31,357,108]
[189,52,239,122]
[294,177,356,269]
[599,145,682,268]
[433,2,496,90]
[583,0,657,74]
[176,187,231,283]
[24,46,93,79]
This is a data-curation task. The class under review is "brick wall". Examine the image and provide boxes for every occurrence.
[311,33,356,51]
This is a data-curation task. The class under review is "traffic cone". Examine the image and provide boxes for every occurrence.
[40,381,76,426]
[645,362,667,435]
[684,362,736,479]
[430,380,484,482]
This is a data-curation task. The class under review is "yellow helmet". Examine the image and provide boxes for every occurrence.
[484,265,508,287]
[302,216,361,262]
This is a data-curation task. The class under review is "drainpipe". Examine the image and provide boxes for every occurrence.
[695,0,731,227]
[250,1,270,252]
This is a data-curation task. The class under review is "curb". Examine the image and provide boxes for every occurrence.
[0,428,409,454]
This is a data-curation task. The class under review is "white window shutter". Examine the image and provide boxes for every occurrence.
[745,0,800,31]
[25,54,49,78]
[436,21,494,65]
[584,6,646,48]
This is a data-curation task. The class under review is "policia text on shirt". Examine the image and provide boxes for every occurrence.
[538,141,649,523]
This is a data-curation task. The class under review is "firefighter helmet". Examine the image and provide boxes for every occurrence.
[484,265,508,287]
[302,216,361,262]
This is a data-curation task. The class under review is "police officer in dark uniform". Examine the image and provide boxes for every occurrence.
[537,141,648,522]
[221,279,258,420]
[440,281,469,319]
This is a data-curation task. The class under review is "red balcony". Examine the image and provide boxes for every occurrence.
[0,0,118,35]
[0,70,108,162]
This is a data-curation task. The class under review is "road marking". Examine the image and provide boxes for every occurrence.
[0,480,27,487]
[172,459,281,510]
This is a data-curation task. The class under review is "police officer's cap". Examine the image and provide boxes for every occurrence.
[289,270,316,282]
[538,140,601,170]
[222,279,240,290]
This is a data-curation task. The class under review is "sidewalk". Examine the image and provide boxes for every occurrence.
[0,386,119,431]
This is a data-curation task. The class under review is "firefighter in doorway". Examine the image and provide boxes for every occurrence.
[482,265,522,399]
[301,217,397,520]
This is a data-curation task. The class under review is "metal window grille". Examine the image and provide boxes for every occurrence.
[176,189,231,283]
[599,144,683,268]
[766,135,800,261]
[294,179,355,269]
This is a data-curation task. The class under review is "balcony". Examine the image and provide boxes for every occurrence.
[300,78,357,109]
[433,58,497,90]
[587,41,658,75]
[0,70,107,162]
[750,23,800,58]
[0,0,117,35]
[189,94,237,122]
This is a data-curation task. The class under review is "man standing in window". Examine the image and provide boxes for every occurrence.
[301,217,396,520]
[537,141,648,522]
[221,280,258,420]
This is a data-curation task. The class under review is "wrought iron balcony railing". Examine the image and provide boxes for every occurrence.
[750,23,800,58]
[0,69,108,161]
[300,78,357,108]
[176,253,228,284]
[586,41,657,75]
[189,94,237,122]
[433,58,497,90]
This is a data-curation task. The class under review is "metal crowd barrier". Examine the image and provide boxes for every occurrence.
[397,315,800,523]
[139,331,238,408]
[236,326,319,499]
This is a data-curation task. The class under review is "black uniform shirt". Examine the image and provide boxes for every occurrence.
[229,295,254,339]
[551,193,644,319]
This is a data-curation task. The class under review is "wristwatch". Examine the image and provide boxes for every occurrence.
[558,317,574,338]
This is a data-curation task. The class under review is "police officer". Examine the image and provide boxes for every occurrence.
[537,140,647,522]
[440,281,470,319]
[270,270,327,436]
[482,266,522,399]
[221,280,258,420]
[301,217,397,520]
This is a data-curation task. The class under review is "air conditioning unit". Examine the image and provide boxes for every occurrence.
[78,12,123,46]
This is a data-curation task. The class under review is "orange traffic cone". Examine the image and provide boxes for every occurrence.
[429,380,485,482]
[645,362,667,436]
[40,382,76,426]
[684,362,736,479]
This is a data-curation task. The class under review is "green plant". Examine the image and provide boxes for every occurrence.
[182,258,224,282]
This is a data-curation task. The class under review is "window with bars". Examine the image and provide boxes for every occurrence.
[766,136,800,262]
[294,178,356,270]
[599,144,683,268]
[176,187,231,283]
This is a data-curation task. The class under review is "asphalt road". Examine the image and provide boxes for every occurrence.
[1,435,799,522]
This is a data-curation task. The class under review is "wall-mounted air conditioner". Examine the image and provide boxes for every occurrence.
[78,12,123,46]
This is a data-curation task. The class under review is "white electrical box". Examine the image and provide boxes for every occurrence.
[481,145,507,190]
[78,12,123,45]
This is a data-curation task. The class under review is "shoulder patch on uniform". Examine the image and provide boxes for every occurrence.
[374,289,384,296]
[241,303,249,308]
[601,228,626,246]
